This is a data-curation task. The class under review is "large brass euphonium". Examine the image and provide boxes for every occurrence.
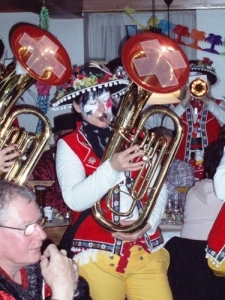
[0,24,71,185]
[92,32,190,233]
[0,105,51,184]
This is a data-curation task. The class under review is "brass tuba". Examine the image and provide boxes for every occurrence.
[0,24,71,185]
[91,32,190,233]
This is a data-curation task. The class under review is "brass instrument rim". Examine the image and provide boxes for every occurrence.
[122,32,190,94]
[189,77,208,99]
[11,24,72,86]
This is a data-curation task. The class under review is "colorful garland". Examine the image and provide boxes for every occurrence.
[35,81,51,133]
[35,5,51,134]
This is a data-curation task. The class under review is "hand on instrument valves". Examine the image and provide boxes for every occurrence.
[0,145,21,173]
[110,145,144,172]
[112,220,151,242]
[40,244,79,300]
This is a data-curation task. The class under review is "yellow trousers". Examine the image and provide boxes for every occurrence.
[77,246,173,300]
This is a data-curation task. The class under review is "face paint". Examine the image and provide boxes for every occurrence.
[82,91,112,118]
[83,98,99,117]
[99,92,113,113]
[75,89,113,128]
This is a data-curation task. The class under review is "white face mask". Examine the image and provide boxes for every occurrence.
[82,91,113,118]
[76,90,113,128]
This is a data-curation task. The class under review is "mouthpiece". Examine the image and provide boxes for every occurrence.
[98,113,108,122]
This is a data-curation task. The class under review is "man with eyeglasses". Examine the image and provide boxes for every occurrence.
[0,180,79,300]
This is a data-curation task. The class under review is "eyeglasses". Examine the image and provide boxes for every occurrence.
[0,216,47,236]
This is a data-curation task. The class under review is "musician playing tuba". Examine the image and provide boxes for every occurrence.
[163,58,225,180]
[0,23,74,184]
[52,65,173,300]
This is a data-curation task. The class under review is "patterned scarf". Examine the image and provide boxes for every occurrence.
[0,263,43,299]
[82,121,111,159]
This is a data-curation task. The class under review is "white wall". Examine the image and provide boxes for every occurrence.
[196,9,225,100]
[0,12,84,144]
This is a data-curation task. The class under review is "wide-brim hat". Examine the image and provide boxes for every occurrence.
[52,112,76,133]
[51,63,129,111]
[189,58,218,86]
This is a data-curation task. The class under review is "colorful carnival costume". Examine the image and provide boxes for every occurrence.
[53,64,172,300]
[163,58,225,179]
[0,263,90,300]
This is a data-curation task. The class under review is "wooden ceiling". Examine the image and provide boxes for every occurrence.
[0,0,83,19]
[1,0,225,19]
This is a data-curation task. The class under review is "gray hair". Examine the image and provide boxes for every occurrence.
[0,181,36,223]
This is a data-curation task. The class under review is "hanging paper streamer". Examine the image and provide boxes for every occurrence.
[39,6,50,31]
[35,81,51,134]
[35,4,51,134]
[125,6,225,55]
[125,6,148,31]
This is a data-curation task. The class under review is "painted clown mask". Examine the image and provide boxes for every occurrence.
[74,88,113,128]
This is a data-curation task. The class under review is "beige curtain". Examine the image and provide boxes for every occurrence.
[85,10,196,63]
